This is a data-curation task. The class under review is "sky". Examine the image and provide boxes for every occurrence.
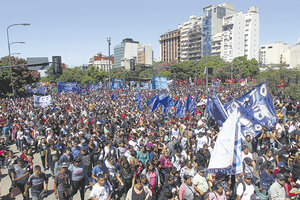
[1,0,300,67]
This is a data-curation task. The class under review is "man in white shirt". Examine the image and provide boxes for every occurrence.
[196,132,208,151]
[236,173,255,200]
[89,174,111,200]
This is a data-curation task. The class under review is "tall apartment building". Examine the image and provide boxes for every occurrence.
[114,38,141,68]
[137,44,153,65]
[222,6,259,62]
[202,3,236,56]
[87,53,114,71]
[180,16,203,61]
[159,28,181,63]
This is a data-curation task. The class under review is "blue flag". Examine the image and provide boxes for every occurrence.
[175,97,183,117]
[207,92,228,126]
[137,99,143,111]
[185,94,192,113]
[146,96,156,107]
[236,82,277,129]
[135,92,141,102]
[111,93,116,101]
[235,100,263,137]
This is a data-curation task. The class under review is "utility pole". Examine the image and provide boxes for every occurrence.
[107,37,111,90]
[205,35,209,98]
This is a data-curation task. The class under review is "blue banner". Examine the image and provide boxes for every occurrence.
[236,82,277,129]
[111,79,123,89]
[57,82,79,94]
[141,82,151,90]
[152,77,169,90]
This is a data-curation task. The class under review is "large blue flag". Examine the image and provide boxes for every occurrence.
[161,96,173,115]
[146,96,156,107]
[236,82,277,129]
[206,92,228,126]
[149,93,167,113]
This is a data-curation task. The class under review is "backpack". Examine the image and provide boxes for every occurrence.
[232,179,246,199]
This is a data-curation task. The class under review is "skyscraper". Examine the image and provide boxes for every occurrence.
[114,38,141,68]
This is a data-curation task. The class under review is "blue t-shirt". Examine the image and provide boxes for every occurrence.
[92,165,104,183]
[72,147,81,158]
[260,170,274,190]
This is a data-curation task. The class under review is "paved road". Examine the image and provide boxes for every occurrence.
[0,142,92,200]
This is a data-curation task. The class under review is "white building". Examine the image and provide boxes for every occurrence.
[260,39,300,68]
[87,53,114,71]
[260,42,290,65]
[289,41,300,68]
[114,38,141,68]
[202,3,236,56]
[222,6,259,62]
[144,44,153,65]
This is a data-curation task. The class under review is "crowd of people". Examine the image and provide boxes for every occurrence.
[0,83,299,200]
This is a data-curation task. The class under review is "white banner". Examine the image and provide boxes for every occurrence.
[33,95,52,108]
[208,110,242,175]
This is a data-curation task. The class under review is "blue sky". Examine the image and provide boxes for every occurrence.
[1,0,299,67]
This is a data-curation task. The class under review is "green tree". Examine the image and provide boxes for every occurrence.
[0,56,40,96]
[232,56,259,79]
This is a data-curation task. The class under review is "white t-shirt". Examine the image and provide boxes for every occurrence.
[236,182,255,200]
[242,152,253,163]
[196,136,208,150]
[89,183,110,200]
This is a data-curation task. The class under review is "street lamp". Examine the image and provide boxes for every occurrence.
[7,23,30,96]
[107,37,111,90]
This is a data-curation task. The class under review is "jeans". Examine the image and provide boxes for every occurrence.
[31,192,41,200]
[72,178,85,200]
[17,139,23,151]
[50,161,58,177]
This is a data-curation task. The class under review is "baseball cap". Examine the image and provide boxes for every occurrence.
[244,173,253,179]
[276,173,285,181]
[61,162,68,168]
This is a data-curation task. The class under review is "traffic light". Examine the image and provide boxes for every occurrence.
[130,59,135,70]
[141,64,145,71]
[52,56,62,75]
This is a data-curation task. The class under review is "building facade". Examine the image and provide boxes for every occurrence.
[202,3,236,56]
[159,28,181,63]
[114,38,140,68]
[137,44,153,65]
[88,53,114,71]
[260,39,300,68]
[260,42,290,65]
[221,6,259,62]
[180,16,203,61]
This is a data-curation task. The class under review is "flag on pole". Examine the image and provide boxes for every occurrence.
[206,92,228,126]
[236,82,277,129]
[208,109,243,175]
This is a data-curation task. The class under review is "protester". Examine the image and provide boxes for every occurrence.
[0,81,298,200]
[25,165,49,200]
[268,173,290,200]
